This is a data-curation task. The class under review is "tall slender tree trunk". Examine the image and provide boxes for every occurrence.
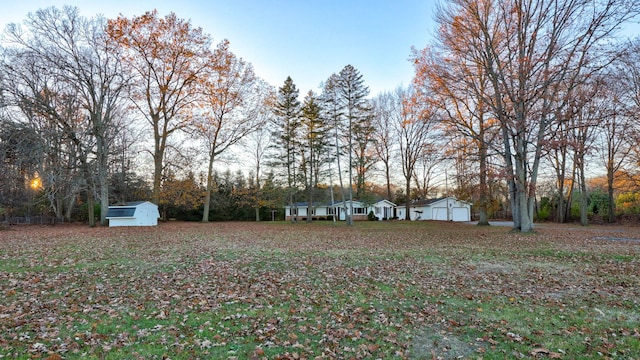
[577,158,589,226]
[477,135,490,226]
[254,167,261,222]
[97,134,109,226]
[347,115,354,225]
[500,122,520,231]
[385,165,392,201]
[554,151,567,223]
[333,116,347,221]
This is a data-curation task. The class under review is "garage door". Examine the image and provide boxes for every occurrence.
[452,207,469,221]
[432,207,448,220]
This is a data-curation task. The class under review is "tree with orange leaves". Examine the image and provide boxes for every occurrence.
[393,87,438,220]
[416,0,639,232]
[412,44,498,226]
[107,11,213,206]
[195,41,269,222]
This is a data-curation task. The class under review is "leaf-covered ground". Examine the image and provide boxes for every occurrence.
[0,221,638,359]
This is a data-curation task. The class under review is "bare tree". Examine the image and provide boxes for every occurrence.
[241,89,275,221]
[196,41,264,222]
[427,0,639,232]
[3,6,130,225]
[395,87,438,220]
[371,91,397,201]
[412,44,499,225]
[595,71,634,223]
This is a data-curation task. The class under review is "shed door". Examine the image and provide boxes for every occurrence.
[452,207,469,221]
[432,207,448,221]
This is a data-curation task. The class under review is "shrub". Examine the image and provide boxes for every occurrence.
[367,210,377,221]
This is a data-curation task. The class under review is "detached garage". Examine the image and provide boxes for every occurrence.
[396,197,472,222]
[106,201,160,227]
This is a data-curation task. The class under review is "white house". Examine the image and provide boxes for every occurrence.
[370,199,396,220]
[396,197,471,222]
[106,201,160,227]
[284,200,396,221]
[284,202,333,221]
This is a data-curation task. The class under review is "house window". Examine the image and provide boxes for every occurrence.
[354,207,366,215]
[290,208,297,216]
[310,208,316,215]
[375,207,381,214]
[326,207,335,215]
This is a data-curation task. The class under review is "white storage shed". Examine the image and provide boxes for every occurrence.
[106,201,160,227]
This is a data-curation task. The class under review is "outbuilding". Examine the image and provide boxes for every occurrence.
[396,197,471,221]
[106,201,160,227]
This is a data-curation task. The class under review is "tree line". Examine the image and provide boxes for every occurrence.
[1,2,639,230]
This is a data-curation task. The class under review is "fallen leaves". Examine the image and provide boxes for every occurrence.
[0,221,639,358]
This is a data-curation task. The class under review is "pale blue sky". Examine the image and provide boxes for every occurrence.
[0,1,438,96]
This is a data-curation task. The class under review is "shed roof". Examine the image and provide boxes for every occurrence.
[396,197,471,208]
[106,207,136,218]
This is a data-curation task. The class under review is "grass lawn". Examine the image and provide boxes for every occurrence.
[0,220,639,359]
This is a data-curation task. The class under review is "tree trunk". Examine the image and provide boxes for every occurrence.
[151,116,163,207]
[347,116,354,226]
[554,150,567,223]
[385,164,392,201]
[97,135,109,226]
[87,191,95,227]
[152,151,163,207]
[476,139,490,226]
[64,194,75,222]
[578,160,589,226]
[254,172,261,222]
[202,152,215,222]
[307,188,313,223]
[307,143,314,223]
[607,168,616,223]
[405,176,411,221]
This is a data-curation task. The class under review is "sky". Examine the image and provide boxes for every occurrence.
[0,0,439,96]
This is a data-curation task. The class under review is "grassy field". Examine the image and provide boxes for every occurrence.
[0,220,639,359]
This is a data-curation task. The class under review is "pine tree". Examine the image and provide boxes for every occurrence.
[271,77,301,222]
[336,65,373,224]
[300,90,329,222]
[322,74,347,221]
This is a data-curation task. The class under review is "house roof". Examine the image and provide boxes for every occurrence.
[108,201,157,208]
[396,197,470,208]
[284,199,396,207]
[106,201,158,218]
[285,202,330,207]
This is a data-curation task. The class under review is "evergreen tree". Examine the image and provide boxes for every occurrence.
[300,90,330,222]
[336,65,373,224]
[321,74,347,221]
[270,77,301,222]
